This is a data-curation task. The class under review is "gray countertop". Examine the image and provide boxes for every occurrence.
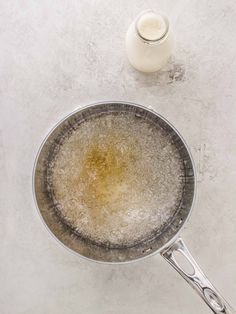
[1,0,236,313]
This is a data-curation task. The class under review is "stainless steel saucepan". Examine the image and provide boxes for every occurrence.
[33,101,235,313]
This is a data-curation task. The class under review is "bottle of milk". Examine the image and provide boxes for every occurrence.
[125,10,174,73]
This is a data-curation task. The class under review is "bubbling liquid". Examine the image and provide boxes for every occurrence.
[50,113,184,247]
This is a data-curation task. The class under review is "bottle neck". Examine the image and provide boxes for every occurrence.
[135,10,169,44]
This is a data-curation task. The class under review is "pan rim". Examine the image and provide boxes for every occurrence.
[32,100,197,264]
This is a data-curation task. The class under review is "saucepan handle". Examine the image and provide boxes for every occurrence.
[161,238,236,314]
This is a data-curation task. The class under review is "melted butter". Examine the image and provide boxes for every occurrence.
[76,133,136,224]
[51,113,184,247]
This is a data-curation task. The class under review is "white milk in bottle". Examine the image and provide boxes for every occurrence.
[126,10,174,73]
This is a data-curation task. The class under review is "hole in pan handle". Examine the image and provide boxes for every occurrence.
[161,238,236,314]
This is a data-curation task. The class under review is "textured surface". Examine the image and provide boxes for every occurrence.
[0,0,236,313]
[47,110,184,248]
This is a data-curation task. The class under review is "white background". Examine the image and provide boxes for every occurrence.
[1,0,236,313]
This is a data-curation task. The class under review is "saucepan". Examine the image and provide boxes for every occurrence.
[33,101,235,313]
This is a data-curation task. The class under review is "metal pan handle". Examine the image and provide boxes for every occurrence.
[161,238,236,314]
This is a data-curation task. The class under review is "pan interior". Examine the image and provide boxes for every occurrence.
[46,110,184,249]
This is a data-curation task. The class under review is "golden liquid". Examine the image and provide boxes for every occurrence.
[51,114,184,246]
[74,132,137,225]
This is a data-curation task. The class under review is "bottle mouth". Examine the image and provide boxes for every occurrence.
[135,10,169,43]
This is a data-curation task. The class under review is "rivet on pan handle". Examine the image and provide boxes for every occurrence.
[161,238,236,314]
